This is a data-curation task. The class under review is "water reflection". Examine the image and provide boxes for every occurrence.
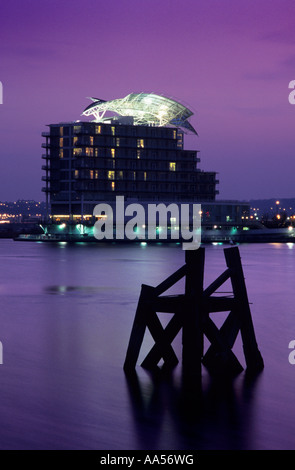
[44,285,109,295]
[0,240,294,449]
[125,367,262,450]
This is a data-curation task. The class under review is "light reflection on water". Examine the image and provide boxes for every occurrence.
[0,240,294,449]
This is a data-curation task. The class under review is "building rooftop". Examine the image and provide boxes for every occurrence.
[81,93,198,135]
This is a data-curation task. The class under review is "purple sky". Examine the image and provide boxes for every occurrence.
[0,0,294,202]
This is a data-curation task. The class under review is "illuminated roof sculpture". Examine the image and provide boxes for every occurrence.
[82,93,197,135]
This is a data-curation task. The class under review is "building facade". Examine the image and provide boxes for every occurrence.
[42,119,219,222]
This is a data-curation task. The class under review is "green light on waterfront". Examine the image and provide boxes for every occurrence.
[76,224,84,235]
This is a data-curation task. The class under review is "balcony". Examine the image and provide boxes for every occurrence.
[42,132,50,137]
[42,186,59,193]
[42,164,49,171]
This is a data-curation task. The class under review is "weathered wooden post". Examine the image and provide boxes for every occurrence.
[182,248,205,379]
[123,246,264,380]
[224,247,264,373]
[123,284,154,373]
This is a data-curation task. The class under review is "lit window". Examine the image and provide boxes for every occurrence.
[96,125,101,134]
[137,139,144,148]
[111,182,115,191]
[59,150,63,159]
[73,136,78,145]
[73,148,82,156]
[111,148,115,158]
[90,136,94,145]
[74,170,79,178]
[85,147,93,156]
[169,162,176,171]
[59,127,63,137]
[111,126,115,136]
[74,126,81,134]
[144,172,147,181]
[133,172,136,181]
[95,170,99,179]
[108,171,115,180]
[177,133,183,148]
[137,150,141,159]
[90,170,94,179]
[116,138,120,147]
[59,138,63,147]
[173,130,177,139]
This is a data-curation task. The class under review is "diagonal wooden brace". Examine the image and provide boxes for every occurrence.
[202,312,243,375]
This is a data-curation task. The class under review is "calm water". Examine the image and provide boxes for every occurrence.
[0,239,294,450]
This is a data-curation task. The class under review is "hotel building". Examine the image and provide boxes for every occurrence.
[39,93,249,241]
[42,93,220,224]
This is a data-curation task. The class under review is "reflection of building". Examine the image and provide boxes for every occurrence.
[42,93,219,222]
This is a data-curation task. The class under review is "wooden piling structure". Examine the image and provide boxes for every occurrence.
[123,246,264,378]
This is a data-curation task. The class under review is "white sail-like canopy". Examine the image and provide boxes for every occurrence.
[82,93,197,135]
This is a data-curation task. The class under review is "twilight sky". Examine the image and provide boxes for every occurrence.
[0,0,294,202]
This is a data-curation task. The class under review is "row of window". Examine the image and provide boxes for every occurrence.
[57,169,213,183]
[67,148,195,160]
[57,124,179,140]
[74,160,197,172]
[56,137,180,151]
[48,146,197,161]
[72,160,177,171]
[57,157,198,172]
[66,181,215,193]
